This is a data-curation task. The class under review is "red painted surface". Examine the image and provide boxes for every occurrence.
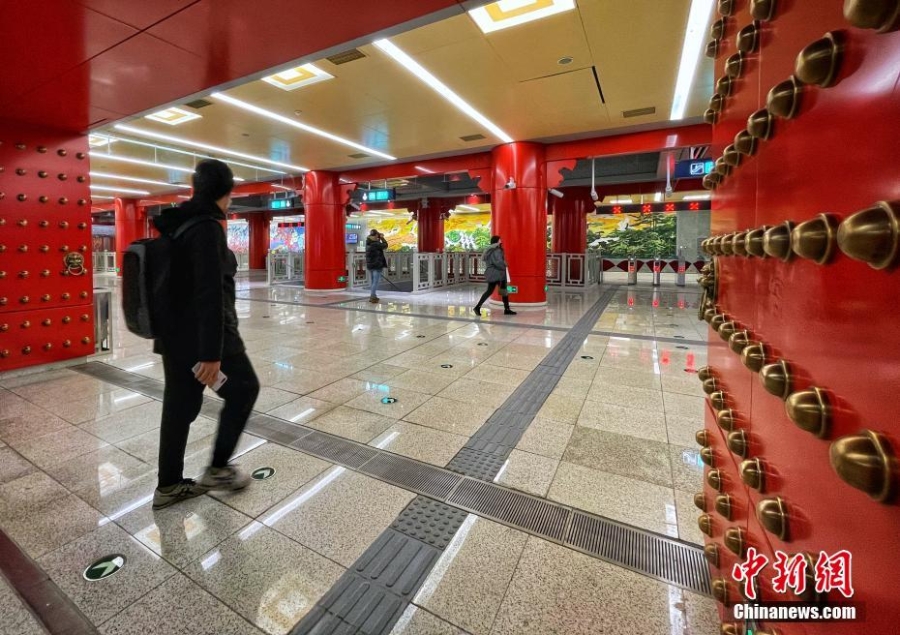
[544,124,710,162]
[417,208,445,253]
[0,1,470,132]
[247,213,269,270]
[341,153,493,186]
[549,191,590,254]
[0,122,94,371]
[491,142,546,305]
[303,171,345,291]
[706,2,900,633]
[113,198,146,276]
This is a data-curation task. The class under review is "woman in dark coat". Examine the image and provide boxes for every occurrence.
[473,235,516,316]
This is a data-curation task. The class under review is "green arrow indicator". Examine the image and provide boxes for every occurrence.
[252,467,276,480]
[337,275,348,282]
[381,397,397,404]
[506,285,518,293]
[83,554,126,581]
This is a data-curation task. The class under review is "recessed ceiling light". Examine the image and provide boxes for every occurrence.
[145,106,202,126]
[261,63,334,91]
[469,0,576,34]
[89,184,151,196]
[113,124,308,172]
[373,39,513,144]
[212,92,396,161]
[670,0,715,120]
[89,171,191,189]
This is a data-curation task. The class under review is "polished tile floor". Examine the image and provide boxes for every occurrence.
[0,274,717,635]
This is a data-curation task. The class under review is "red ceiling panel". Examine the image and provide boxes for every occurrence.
[74,0,199,30]
[0,0,137,107]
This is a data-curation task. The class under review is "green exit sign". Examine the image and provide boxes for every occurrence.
[351,188,396,203]
[337,275,347,282]
[507,285,518,293]
[269,198,296,210]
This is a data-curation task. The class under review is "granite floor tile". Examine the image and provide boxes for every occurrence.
[560,361,599,381]
[369,421,468,466]
[414,516,528,635]
[351,363,409,383]
[265,396,335,425]
[536,394,584,424]
[0,412,72,445]
[118,496,253,568]
[262,469,414,567]
[490,536,718,635]
[0,575,46,635]
[303,405,396,444]
[388,369,459,395]
[462,365,531,388]
[669,445,705,493]
[661,373,707,398]
[663,392,706,420]
[437,378,515,409]
[117,416,217,463]
[0,493,104,558]
[547,462,678,536]
[10,426,109,469]
[185,524,343,635]
[593,367,662,391]
[0,447,35,484]
[390,606,471,635]
[344,386,433,420]
[98,573,263,635]
[549,376,593,399]
[253,387,303,414]
[76,468,159,519]
[0,471,71,522]
[78,401,164,444]
[666,413,705,448]
[586,383,665,413]
[41,389,152,425]
[306,378,376,405]
[674,489,704,546]
[494,450,558,497]
[514,418,574,460]
[562,427,673,488]
[271,369,346,395]
[577,400,669,443]
[209,443,331,518]
[37,522,177,626]
[404,397,496,437]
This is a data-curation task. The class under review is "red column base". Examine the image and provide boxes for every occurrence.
[488,276,546,307]
[305,269,346,292]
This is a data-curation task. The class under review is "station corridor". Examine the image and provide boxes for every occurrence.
[1,279,718,635]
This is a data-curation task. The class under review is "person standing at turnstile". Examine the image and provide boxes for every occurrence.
[365,229,388,303]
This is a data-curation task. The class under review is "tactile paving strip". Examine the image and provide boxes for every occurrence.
[391,497,467,550]
[445,447,508,480]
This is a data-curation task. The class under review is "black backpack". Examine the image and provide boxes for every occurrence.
[122,216,212,339]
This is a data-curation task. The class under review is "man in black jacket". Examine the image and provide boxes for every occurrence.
[365,229,388,303]
[151,159,260,510]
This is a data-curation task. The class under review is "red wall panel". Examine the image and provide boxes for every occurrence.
[0,122,94,372]
[703,2,900,634]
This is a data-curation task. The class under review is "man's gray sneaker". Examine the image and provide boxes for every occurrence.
[152,479,207,510]
[199,465,251,491]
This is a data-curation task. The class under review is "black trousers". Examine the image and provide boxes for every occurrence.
[476,280,511,310]
[158,351,260,488]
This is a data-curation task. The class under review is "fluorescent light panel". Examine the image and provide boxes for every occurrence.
[261,63,334,91]
[670,0,715,120]
[212,93,396,161]
[469,0,577,34]
[107,137,283,175]
[373,39,514,144]
[145,106,202,126]
[89,171,190,189]
[683,194,711,200]
[114,124,308,172]
[90,184,151,195]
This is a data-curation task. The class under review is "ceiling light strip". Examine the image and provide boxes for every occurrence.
[114,124,308,172]
[670,0,716,120]
[105,137,283,175]
[89,171,191,189]
[211,93,396,161]
[89,185,151,195]
[89,152,194,174]
[373,39,514,144]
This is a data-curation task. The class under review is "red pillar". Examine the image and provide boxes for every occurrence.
[550,193,588,253]
[114,198,145,276]
[491,142,546,306]
[417,208,445,252]
[248,213,269,270]
[303,171,345,291]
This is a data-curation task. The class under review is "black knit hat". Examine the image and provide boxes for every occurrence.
[192,159,234,201]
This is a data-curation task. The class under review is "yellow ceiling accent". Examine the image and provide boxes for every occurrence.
[145,106,201,126]
[470,0,576,33]
[262,63,334,91]
[486,0,555,21]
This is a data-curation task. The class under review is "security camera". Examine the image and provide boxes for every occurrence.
[504,177,516,189]
[665,184,674,197]
[590,189,599,202]
[548,188,564,198]
[347,201,361,212]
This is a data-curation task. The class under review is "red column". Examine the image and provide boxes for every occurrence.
[248,213,269,270]
[550,193,588,254]
[417,207,445,252]
[114,198,145,276]
[303,171,345,291]
[491,142,546,306]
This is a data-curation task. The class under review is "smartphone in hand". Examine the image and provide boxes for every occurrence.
[191,363,228,391]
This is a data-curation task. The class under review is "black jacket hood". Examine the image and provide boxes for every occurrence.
[153,198,224,235]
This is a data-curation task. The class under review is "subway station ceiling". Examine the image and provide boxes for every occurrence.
[5,1,715,199]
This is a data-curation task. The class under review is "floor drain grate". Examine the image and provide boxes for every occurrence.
[360,453,461,499]
[290,431,379,468]
[448,478,569,542]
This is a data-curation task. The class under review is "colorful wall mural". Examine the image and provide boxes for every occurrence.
[226,220,249,254]
[587,213,677,257]
[366,217,418,251]
[444,212,491,252]
[269,221,304,252]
